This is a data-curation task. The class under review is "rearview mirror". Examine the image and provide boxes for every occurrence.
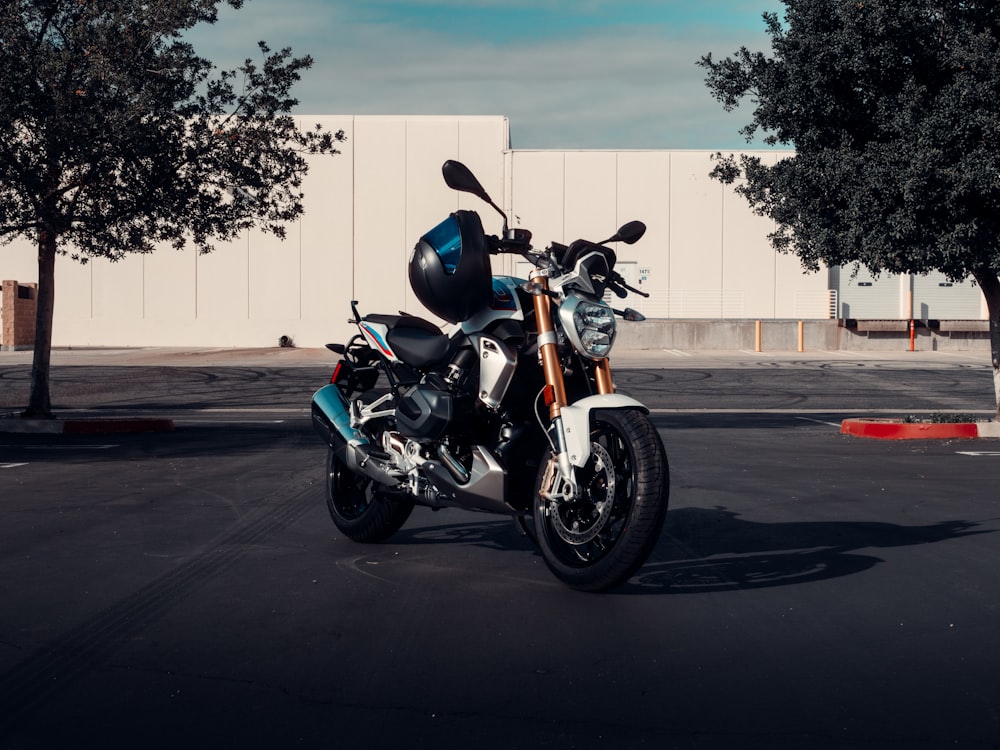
[442,160,491,202]
[600,221,646,245]
[442,160,509,230]
[610,221,646,245]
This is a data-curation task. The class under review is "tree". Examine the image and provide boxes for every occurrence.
[699,0,1000,418]
[0,0,344,418]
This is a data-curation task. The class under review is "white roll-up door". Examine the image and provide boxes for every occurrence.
[912,272,983,320]
[834,266,902,319]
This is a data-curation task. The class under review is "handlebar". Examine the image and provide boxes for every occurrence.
[486,231,554,272]
[609,271,649,299]
[486,228,649,299]
[486,228,533,255]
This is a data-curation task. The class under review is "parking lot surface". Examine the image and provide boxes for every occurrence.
[2,348,999,749]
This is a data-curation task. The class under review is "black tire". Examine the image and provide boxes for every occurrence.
[533,409,668,592]
[326,448,413,543]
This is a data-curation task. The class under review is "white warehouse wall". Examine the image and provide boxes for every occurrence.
[1,115,510,349]
[13,113,954,350]
[506,149,827,320]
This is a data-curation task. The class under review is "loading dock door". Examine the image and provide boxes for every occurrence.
[834,266,902,319]
[912,272,983,320]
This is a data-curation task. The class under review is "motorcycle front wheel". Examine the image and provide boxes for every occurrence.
[326,448,413,543]
[533,409,669,592]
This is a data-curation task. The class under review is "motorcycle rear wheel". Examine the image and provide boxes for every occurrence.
[533,409,668,592]
[326,448,413,543]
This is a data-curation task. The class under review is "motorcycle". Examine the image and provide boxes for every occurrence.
[311,160,669,591]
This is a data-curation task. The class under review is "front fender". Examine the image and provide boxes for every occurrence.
[560,394,648,468]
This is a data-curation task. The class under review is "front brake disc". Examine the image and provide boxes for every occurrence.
[549,442,616,545]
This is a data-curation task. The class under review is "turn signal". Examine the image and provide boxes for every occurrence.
[542,384,556,407]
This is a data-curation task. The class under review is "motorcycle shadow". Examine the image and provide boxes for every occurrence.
[376,506,989,595]
[622,505,989,595]
[394,515,537,553]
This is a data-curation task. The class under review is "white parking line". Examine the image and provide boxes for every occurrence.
[796,416,842,428]
[185,406,310,414]
[0,444,118,450]
[173,420,287,425]
[1,463,28,469]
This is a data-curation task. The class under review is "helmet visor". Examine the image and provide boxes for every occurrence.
[421,215,462,274]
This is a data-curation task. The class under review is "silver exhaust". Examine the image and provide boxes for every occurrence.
[311,384,400,486]
[312,384,510,511]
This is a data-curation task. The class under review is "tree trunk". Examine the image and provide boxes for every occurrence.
[972,269,1000,421]
[24,231,58,419]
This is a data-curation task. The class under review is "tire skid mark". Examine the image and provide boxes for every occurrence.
[0,482,317,738]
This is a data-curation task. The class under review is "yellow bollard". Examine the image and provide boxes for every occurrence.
[798,320,804,352]
[755,320,762,352]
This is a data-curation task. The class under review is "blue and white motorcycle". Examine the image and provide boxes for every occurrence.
[311,161,668,591]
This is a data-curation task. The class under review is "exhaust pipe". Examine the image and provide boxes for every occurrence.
[312,384,509,510]
[311,384,366,449]
[311,385,400,486]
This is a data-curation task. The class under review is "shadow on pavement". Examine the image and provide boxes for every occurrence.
[394,518,536,553]
[624,506,988,594]
[330,506,988,598]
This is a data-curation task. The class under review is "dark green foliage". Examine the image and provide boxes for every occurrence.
[0,0,342,258]
[0,0,344,416]
[699,0,1000,414]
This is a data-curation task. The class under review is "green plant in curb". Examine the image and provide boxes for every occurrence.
[700,1,1000,421]
[903,413,981,424]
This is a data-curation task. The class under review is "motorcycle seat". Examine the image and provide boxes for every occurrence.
[363,314,450,368]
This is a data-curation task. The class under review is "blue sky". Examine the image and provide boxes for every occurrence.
[185,0,784,150]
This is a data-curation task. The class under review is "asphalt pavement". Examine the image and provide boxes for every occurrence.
[3,345,997,431]
[0,343,994,369]
[2,346,1000,749]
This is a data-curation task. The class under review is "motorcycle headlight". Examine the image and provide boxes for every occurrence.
[559,296,617,360]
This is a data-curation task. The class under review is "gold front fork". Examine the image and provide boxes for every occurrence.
[594,358,614,394]
[530,271,615,502]
[530,272,567,420]
[530,272,616,417]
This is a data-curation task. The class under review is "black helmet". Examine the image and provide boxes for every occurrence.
[409,210,491,324]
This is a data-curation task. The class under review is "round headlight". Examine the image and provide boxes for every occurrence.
[559,297,617,360]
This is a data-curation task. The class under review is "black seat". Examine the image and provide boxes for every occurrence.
[363,314,450,369]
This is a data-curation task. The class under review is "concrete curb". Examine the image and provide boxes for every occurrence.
[841,418,1000,440]
[0,417,174,435]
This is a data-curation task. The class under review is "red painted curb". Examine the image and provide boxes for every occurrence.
[840,419,979,440]
[62,418,175,435]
